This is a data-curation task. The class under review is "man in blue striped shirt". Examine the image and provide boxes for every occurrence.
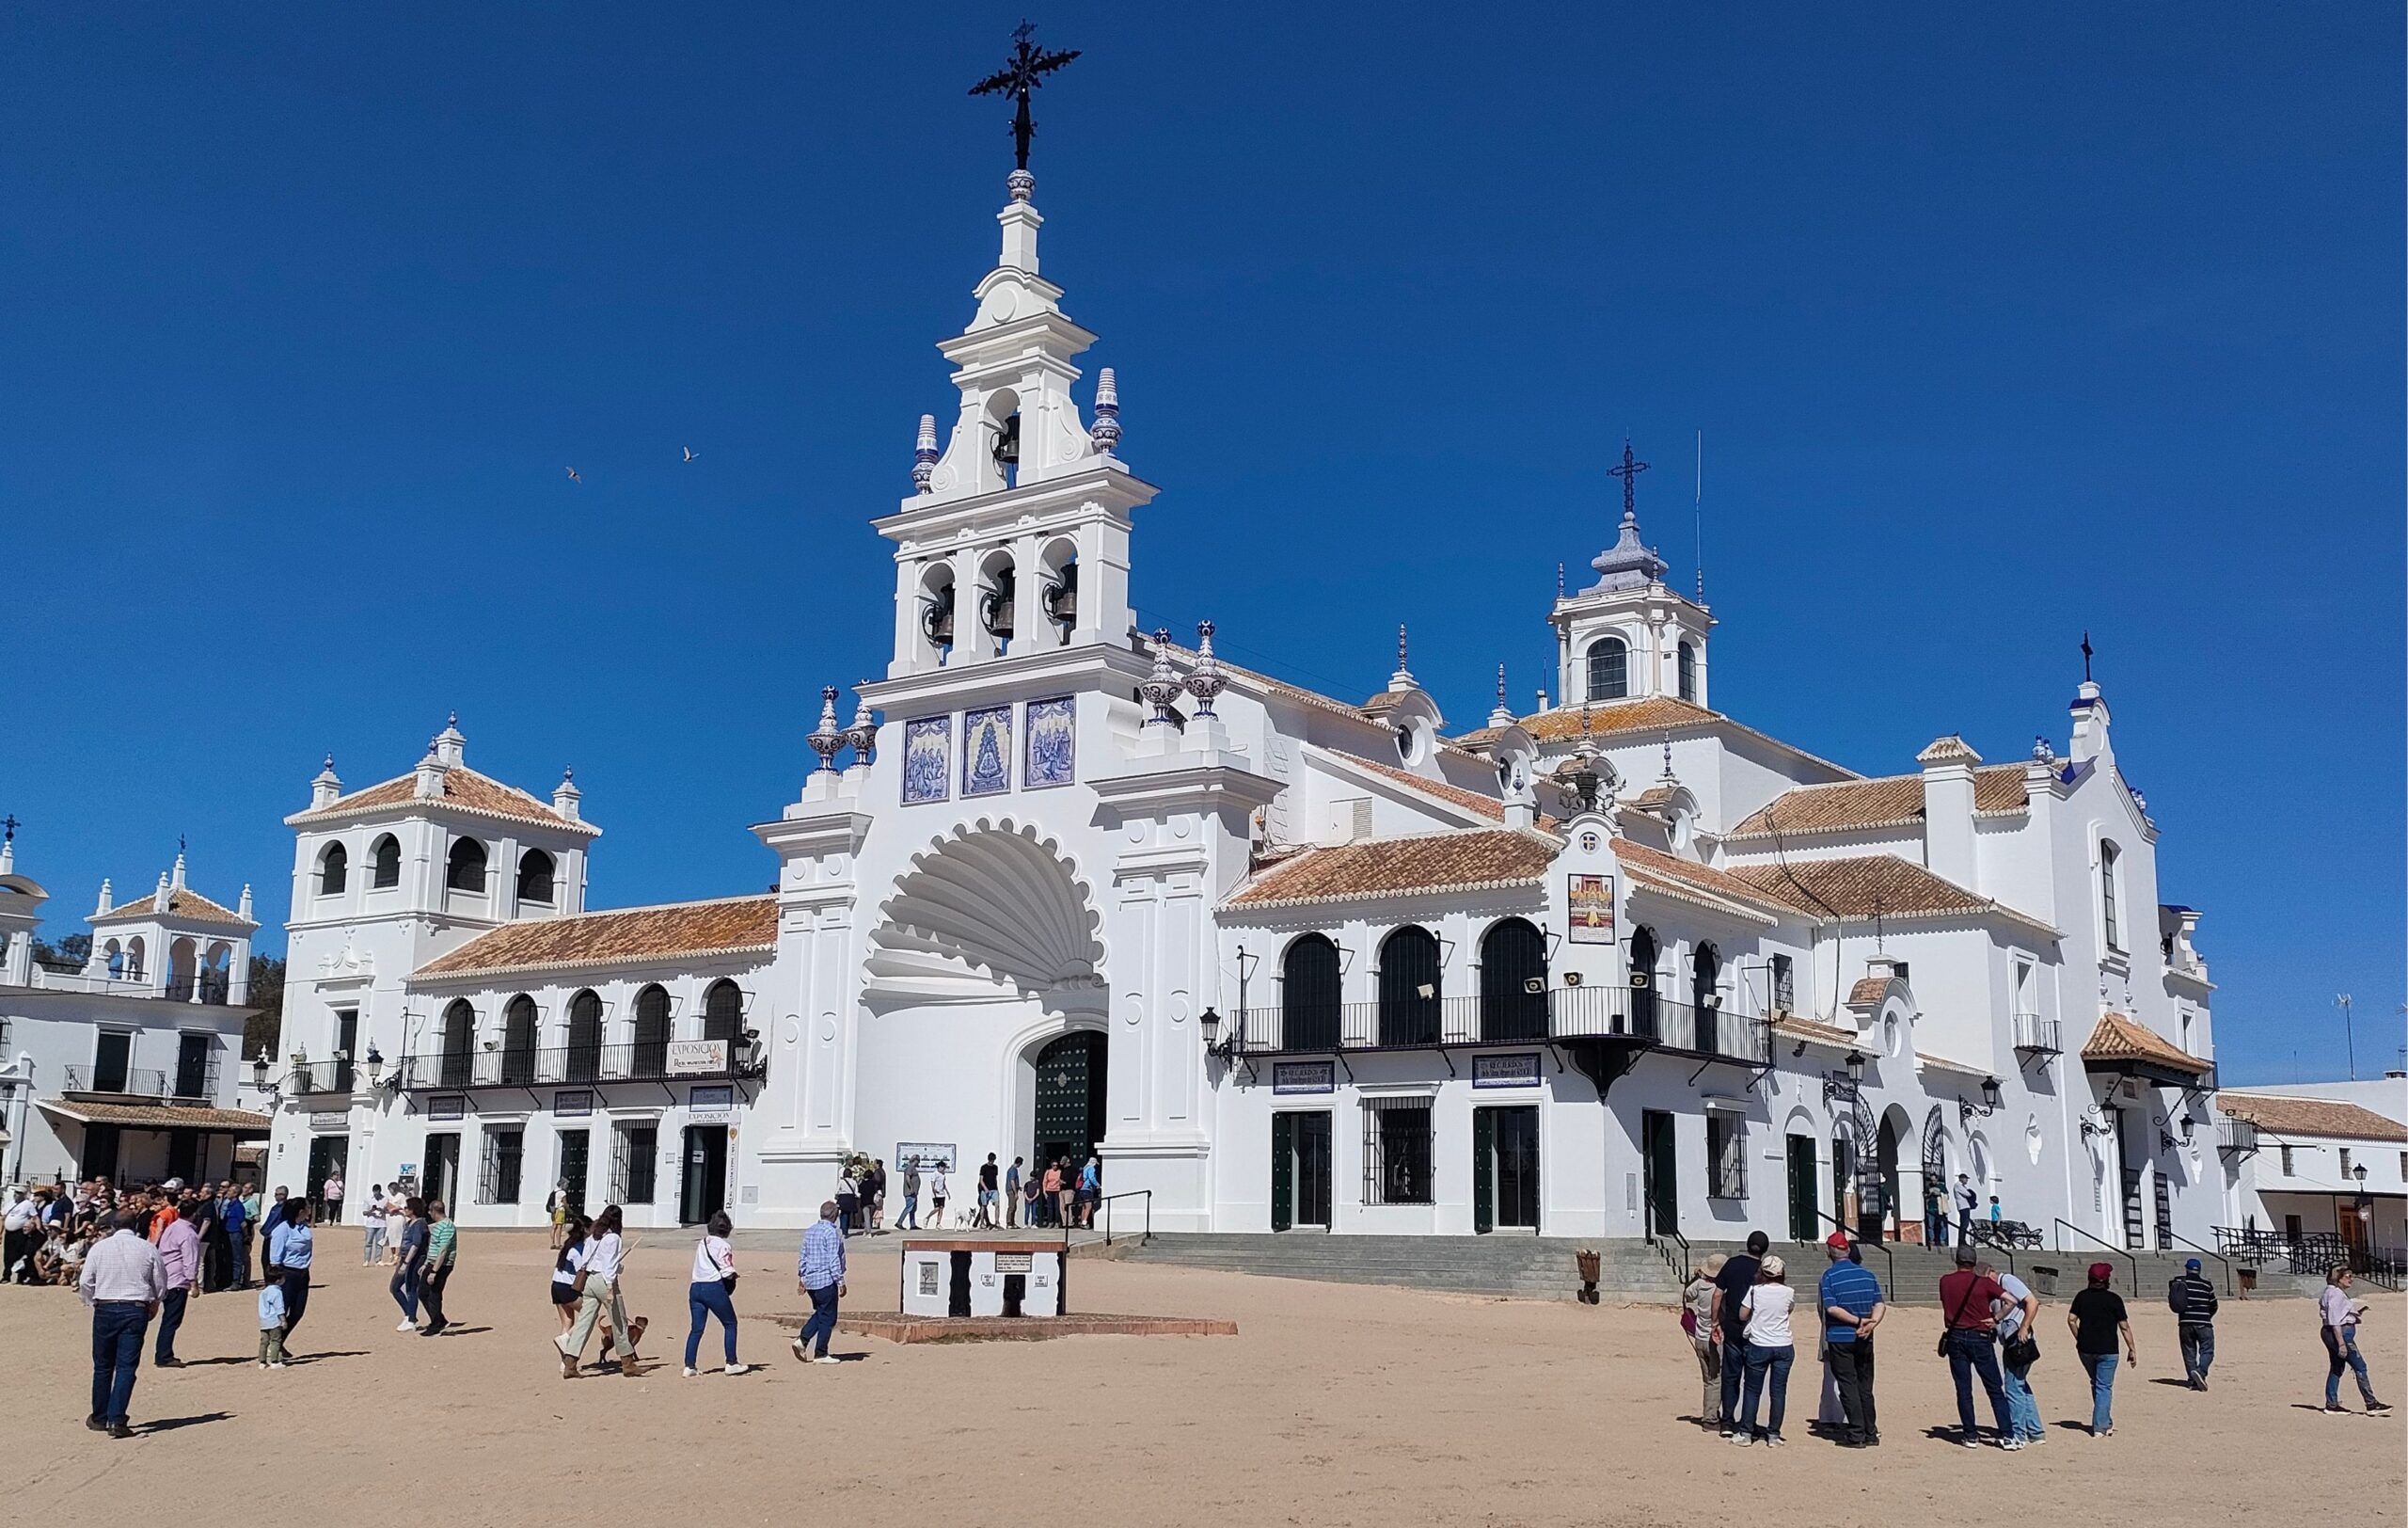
[1817,1233,1886,1447]
[793,1202,847,1364]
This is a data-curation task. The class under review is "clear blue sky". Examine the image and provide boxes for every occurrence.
[5,5,2399,1085]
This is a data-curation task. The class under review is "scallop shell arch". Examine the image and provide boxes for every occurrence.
[863,818,1107,1006]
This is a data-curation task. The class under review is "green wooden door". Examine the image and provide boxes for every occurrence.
[1473,1107,1497,1234]
[1786,1135,1820,1241]
[1271,1112,1294,1232]
[1642,1110,1678,1237]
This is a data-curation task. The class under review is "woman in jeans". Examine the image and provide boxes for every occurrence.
[684,1212,752,1377]
[1735,1255,1798,1447]
[2320,1265,2392,1414]
[2065,1263,2136,1436]
[389,1197,429,1331]
[1682,1253,1725,1431]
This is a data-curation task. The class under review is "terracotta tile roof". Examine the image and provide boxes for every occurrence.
[37,1100,270,1133]
[2215,1093,2408,1144]
[1462,696,1718,747]
[415,895,778,979]
[1721,855,2054,934]
[2080,1012,2210,1078]
[1771,1013,1858,1048]
[1338,755,1508,822]
[289,766,595,835]
[1847,977,1893,1006]
[91,886,254,930]
[1915,735,1982,765]
[1224,829,1558,911]
[1610,838,1810,920]
[1728,766,2029,838]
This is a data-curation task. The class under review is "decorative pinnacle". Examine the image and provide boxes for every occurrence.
[912,414,939,494]
[1089,367,1121,456]
[1608,438,1650,523]
[1488,664,1513,728]
[1660,730,1676,781]
[2033,735,2056,763]
[1184,620,1226,718]
[806,686,847,773]
[1386,623,1415,692]
[1140,629,1185,726]
[844,688,879,761]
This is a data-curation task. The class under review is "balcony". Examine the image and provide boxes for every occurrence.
[2011,1012,2061,1055]
[284,1058,357,1095]
[394,1040,766,1092]
[64,1066,169,1099]
[2218,1119,2259,1155]
[1228,985,1767,1066]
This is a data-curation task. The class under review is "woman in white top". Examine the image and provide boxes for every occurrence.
[551,1214,591,1334]
[684,1212,751,1377]
[383,1191,406,1266]
[554,1204,645,1379]
[1735,1254,1798,1447]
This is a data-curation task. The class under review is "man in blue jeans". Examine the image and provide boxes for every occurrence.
[792,1201,847,1364]
[77,1209,166,1438]
[1937,1245,2020,1449]
[1707,1230,1767,1437]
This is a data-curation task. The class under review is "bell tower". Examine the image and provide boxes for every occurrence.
[1550,441,1716,710]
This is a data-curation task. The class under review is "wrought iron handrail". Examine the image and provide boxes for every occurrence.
[1813,1206,1893,1287]
[2052,1218,2138,1286]
[1231,984,1766,1064]
[1095,1189,1152,1247]
[396,1040,765,1090]
[1653,1225,1692,1284]
[63,1066,168,1098]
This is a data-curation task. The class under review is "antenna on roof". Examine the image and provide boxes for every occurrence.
[1693,428,1704,602]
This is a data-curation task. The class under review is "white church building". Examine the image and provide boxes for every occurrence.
[261,151,2241,1252]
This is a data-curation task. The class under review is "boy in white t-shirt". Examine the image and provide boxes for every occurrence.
[258,1268,289,1369]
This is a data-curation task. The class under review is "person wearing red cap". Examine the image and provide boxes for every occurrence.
[2067,1263,2136,1435]
[1818,1232,1885,1447]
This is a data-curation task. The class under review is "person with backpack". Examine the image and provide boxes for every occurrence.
[2167,1257,2219,1390]
[1991,1262,2045,1446]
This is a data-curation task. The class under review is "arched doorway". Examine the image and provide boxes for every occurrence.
[1872,1110,1902,1242]
[1031,1030,1107,1169]
[1628,926,1660,1039]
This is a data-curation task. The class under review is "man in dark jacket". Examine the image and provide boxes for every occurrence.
[1707,1230,1767,1439]
[2168,1258,2220,1390]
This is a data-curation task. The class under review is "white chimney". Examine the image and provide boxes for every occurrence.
[309,755,342,810]
[552,769,582,822]
[1917,735,1980,887]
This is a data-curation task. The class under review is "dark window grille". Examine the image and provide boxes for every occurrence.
[1677,641,1697,702]
[516,849,555,904]
[565,991,604,1083]
[480,1127,524,1203]
[702,980,744,1044]
[1478,917,1548,1041]
[2099,843,2122,951]
[1362,1098,1434,1205]
[370,835,402,889]
[501,995,539,1085]
[1691,942,1720,1055]
[1706,1112,1747,1199]
[631,986,672,1078]
[1376,926,1442,1046]
[1587,637,1629,701]
[439,1000,475,1089]
[616,1123,658,1203]
[446,836,488,893]
[1628,927,1660,1039]
[318,842,347,896]
[1279,935,1342,1052]
[1771,955,1795,1013]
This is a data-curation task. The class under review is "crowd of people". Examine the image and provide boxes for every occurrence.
[843,1151,1104,1235]
[1680,1224,2391,1450]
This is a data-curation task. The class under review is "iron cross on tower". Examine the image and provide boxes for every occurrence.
[1608,439,1650,517]
[970,22,1081,172]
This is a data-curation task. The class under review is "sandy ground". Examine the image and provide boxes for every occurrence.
[7,1230,2401,1527]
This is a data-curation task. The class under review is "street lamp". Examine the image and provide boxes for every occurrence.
[1845,1051,1866,1089]
[1981,1075,2004,1112]
[362,1046,384,1088]
[251,1055,270,1090]
[1198,1007,1227,1058]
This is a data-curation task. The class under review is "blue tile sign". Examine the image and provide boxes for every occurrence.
[1273,1060,1336,1095]
[1472,1053,1541,1089]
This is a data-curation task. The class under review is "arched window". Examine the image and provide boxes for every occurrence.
[103,939,125,979]
[702,979,744,1045]
[2099,841,2123,952]
[565,991,604,1083]
[1280,934,1343,1052]
[1376,925,1443,1047]
[317,842,347,896]
[439,999,474,1089]
[1628,926,1660,1039]
[1479,917,1548,1042]
[517,849,556,905]
[501,995,538,1085]
[1677,641,1698,702]
[631,984,672,1079]
[369,834,402,889]
[1691,942,1721,1055]
[1586,636,1629,702]
[123,936,145,982]
[446,836,487,893]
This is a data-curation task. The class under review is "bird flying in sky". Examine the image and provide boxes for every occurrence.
[564,467,581,484]
[682,446,698,463]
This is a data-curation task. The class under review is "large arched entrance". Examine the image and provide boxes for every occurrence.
[1031,1030,1107,1168]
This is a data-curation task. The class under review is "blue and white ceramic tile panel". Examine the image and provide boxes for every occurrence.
[902,715,952,804]
[1024,696,1075,788]
[962,706,1013,797]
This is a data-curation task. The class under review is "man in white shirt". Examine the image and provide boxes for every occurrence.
[78,1211,166,1437]
[4,1189,40,1284]
[1953,1175,1979,1245]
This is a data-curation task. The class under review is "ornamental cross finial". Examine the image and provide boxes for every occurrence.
[0,814,16,845]
[1608,438,1650,522]
[969,22,1081,174]
[2081,629,2095,682]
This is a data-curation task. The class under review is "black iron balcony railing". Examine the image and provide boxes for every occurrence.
[64,1066,168,1098]
[162,976,233,1005]
[2011,1012,2061,1054]
[1228,985,1767,1065]
[170,1057,221,1101]
[395,1040,765,1091]
[284,1058,356,1095]
[2217,1119,2258,1154]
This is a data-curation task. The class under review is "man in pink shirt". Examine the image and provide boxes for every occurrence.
[153,1203,202,1367]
